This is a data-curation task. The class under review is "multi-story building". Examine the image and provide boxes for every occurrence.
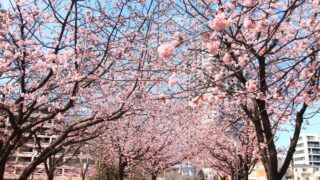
[292,133,320,180]
[293,133,320,167]
[4,120,94,180]
[174,162,197,177]
[2,107,95,179]
[292,165,320,180]
[248,158,292,180]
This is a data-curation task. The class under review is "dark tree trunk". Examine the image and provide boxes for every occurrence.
[19,164,37,180]
[118,164,125,180]
[0,162,5,180]
[243,170,249,180]
[152,174,157,180]
[0,140,18,180]
[218,175,226,180]
[230,172,235,180]
[47,172,54,180]
[107,170,113,180]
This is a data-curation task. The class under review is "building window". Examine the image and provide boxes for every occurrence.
[19,145,33,153]
[311,155,320,161]
[65,159,80,166]
[295,157,305,161]
[311,149,320,154]
[18,157,32,163]
[297,143,304,147]
[40,137,50,144]
[307,136,315,140]
[34,168,45,175]
[55,169,63,176]
[295,150,304,154]
[307,142,320,147]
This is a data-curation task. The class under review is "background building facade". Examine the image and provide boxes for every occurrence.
[293,133,320,167]
[292,133,320,180]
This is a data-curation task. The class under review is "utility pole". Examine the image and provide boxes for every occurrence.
[234,140,238,180]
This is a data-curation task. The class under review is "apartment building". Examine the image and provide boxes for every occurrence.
[292,133,320,180]
[4,120,94,180]
[293,133,320,167]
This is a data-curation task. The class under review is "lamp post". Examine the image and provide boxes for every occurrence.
[234,140,238,180]
[82,149,89,180]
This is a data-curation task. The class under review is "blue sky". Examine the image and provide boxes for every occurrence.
[277,114,320,147]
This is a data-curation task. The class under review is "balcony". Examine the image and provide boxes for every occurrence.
[307,136,315,141]
[307,142,320,147]
[310,158,320,162]
[309,150,320,154]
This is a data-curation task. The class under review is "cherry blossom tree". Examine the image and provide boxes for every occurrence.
[158,0,320,179]
[197,120,259,180]
[92,118,152,180]
[137,105,201,180]
[42,144,83,180]
[3,0,319,179]
[0,0,169,179]
[89,98,201,180]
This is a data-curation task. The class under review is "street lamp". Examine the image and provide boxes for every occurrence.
[83,149,90,180]
[234,140,238,180]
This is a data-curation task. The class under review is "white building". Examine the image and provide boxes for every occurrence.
[4,120,92,179]
[174,162,197,177]
[293,133,320,167]
[291,133,320,180]
[292,165,320,180]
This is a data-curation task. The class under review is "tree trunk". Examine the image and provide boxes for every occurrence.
[118,165,125,180]
[218,175,226,180]
[265,171,281,180]
[152,174,157,180]
[19,156,46,180]
[230,172,235,180]
[0,162,5,180]
[0,139,18,180]
[107,170,113,180]
[19,163,40,180]
[47,172,54,180]
[243,170,248,180]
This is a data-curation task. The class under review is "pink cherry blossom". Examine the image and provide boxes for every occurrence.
[238,55,249,67]
[158,43,175,59]
[244,18,255,29]
[222,53,231,65]
[209,13,230,31]
[206,41,220,55]
[168,73,177,87]
[244,0,256,7]
[246,80,258,91]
